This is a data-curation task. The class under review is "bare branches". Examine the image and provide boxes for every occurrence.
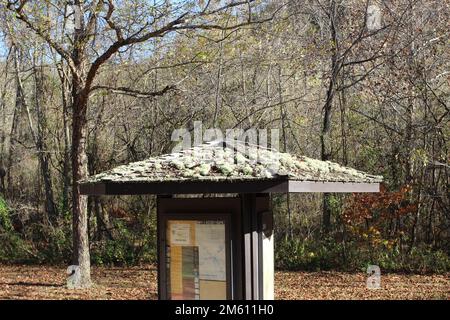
[90,84,176,98]
[8,0,281,95]
[171,15,275,32]
[84,11,190,89]
[5,0,78,74]
[200,0,256,17]
[102,0,123,41]
[85,0,105,38]
[200,0,213,15]
[349,107,402,135]
[86,1,281,90]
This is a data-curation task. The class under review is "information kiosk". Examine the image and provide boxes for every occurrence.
[80,140,382,300]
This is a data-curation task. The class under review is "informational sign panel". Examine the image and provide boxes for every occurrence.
[170,223,191,245]
[166,219,227,300]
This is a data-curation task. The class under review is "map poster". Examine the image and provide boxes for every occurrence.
[195,221,226,281]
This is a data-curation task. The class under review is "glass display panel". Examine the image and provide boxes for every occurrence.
[166,219,227,300]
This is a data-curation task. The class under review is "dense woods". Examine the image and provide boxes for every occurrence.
[0,0,448,289]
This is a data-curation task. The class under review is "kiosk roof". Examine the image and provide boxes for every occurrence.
[80,140,382,195]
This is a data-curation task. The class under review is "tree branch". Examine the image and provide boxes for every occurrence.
[6,0,77,74]
[85,0,105,39]
[102,0,123,41]
[85,1,281,91]
[84,12,190,90]
[90,84,176,98]
[349,107,402,135]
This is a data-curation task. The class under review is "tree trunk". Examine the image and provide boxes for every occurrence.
[88,97,107,241]
[69,3,92,287]
[71,79,91,288]
[0,55,8,195]
[7,48,23,196]
[321,0,340,235]
[13,46,58,223]
[60,64,72,215]
[33,56,58,223]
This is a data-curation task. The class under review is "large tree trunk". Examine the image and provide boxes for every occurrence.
[70,3,92,287]
[71,101,91,288]
[71,78,91,288]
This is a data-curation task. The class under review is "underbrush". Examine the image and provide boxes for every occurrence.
[2,194,449,273]
[275,237,450,273]
[0,196,157,266]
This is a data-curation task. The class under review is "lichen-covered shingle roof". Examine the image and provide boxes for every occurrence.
[83,140,383,184]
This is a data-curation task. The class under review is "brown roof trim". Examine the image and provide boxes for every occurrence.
[79,178,289,195]
[79,178,380,195]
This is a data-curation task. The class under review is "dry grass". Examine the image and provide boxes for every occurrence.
[0,265,448,300]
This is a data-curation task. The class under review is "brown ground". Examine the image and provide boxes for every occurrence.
[0,265,448,300]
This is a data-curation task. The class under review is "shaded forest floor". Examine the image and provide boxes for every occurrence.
[0,265,448,300]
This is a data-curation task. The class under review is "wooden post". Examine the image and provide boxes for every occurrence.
[240,194,273,300]
[241,193,258,299]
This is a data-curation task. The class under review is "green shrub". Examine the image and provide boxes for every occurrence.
[0,197,35,263]
[0,196,12,231]
[91,216,156,266]
[275,237,346,271]
[275,237,450,273]
[34,223,73,264]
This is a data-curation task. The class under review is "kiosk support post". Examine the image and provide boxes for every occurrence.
[241,194,274,300]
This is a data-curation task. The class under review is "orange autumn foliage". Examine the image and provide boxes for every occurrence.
[342,184,418,248]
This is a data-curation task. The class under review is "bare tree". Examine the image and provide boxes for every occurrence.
[5,0,279,288]
[316,0,393,233]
